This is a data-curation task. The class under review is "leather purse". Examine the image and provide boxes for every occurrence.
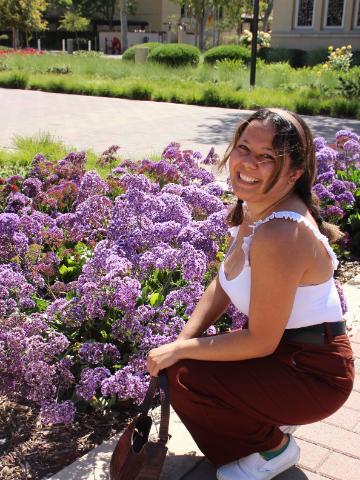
[110,372,170,480]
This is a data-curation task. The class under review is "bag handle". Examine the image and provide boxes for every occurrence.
[139,371,170,445]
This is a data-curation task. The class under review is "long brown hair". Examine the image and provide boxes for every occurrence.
[220,108,342,243]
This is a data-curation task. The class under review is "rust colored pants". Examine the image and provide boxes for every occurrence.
[166,334,354,466]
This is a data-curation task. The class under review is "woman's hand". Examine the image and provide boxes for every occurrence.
[147,341,183,377]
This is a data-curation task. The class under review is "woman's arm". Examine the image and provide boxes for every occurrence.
[176,275,231,341]
[147,220,308,376]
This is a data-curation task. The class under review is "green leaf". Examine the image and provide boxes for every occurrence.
[34,296,51,312]
[59,264,69,275]
[149,292,160,306]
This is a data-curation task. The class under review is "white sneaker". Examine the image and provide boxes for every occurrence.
[216,435,300,480]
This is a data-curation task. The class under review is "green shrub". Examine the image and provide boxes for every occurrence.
[125,83,152,100]
[330,98,359,118]
[304,48,328,66]
[338,67,360,99]
[259,47,305,68]
[202,86,221,106]
[148,43,200,67]
[295,98,318,115]
[122,42,161,61]
[204,45,251,65]
[46,64,72,74]
[0,71,28,88]
[0,62,9,71]
[352,50,360,66]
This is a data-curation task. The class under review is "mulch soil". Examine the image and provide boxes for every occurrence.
[0,260,359,480]
[0,397,133,480]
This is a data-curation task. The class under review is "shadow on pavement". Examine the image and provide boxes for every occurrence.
[192,110,360,147]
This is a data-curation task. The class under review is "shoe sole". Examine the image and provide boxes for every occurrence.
[216,449,300,480]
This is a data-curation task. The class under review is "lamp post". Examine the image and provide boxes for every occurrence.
[250,0,260,87]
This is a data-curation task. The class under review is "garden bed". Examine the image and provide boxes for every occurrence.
[0,396,132,480]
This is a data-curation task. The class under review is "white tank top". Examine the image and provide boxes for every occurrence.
[218,211,343,329]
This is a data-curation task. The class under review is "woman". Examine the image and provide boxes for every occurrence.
[146,108,354,480]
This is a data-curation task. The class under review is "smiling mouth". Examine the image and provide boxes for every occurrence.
[238,173,260,184]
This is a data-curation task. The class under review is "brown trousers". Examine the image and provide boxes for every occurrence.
[166,334,354,466]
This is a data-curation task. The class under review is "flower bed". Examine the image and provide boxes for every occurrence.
[0,134,358,427]
[0,48,45,56]
[0,144,243,425]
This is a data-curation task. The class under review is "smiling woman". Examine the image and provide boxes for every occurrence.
[146,108,355,480]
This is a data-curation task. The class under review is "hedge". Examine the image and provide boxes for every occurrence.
[204,45,251,65]
[148,43,200,67]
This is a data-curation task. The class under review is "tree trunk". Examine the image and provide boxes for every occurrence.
[262,0,274,32]
[120,0,128,52]
[12,28,20,49]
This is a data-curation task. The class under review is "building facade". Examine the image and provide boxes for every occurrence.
[272,0,360,50]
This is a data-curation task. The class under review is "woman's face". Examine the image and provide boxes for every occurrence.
[229,120,298,206]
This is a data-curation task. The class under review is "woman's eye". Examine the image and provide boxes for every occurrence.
[237,144,248,151]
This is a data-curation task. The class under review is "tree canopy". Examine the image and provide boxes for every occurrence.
[0,0,48,47]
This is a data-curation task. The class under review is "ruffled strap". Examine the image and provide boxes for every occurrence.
[252,211,339,270]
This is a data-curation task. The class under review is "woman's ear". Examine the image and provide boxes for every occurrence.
[288,168,304,184]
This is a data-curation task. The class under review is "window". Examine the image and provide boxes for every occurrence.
[356,0,360,27]
[296,0,315,27]
[325,0,345,27]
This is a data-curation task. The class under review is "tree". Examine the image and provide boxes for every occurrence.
[58,10,90,50]
[174,0,214,51]
[262,0,273,32]
[0,0,48,48]
[120,0,128,53]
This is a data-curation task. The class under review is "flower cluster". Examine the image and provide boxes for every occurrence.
[0,48,45,56]
[0,144,230,424]
[239,30,271,49]
[323,45,353,72]
[313,130,359,257]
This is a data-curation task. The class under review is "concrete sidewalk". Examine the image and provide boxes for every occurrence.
[48,278,360,480]
[1,88,360,160]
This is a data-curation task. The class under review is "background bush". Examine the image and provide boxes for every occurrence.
[204,45,251,65]
[259,47,305,68]
[122,42,161,61]
[148,43,200,67]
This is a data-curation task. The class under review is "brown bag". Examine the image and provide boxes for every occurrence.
[110,372,170,480]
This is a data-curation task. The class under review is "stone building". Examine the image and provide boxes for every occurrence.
[271,0,360,50]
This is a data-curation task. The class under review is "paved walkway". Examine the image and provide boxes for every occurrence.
[1,88,359,480]
[1,88,360,160]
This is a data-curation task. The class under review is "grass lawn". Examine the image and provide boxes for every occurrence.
[0,52,358,118]
[0,133,105,178]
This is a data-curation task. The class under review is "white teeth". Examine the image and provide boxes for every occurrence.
[239,173,259,183]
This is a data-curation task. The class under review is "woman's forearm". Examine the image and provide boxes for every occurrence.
[176,277,230,341]
[176,328,273,362]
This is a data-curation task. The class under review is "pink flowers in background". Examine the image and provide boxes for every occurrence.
[0,48,45,56]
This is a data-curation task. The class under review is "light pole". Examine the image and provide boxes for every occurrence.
[250,0,260,87]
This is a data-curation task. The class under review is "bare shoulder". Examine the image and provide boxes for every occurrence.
[251,218,311,265]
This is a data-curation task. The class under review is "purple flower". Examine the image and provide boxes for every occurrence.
[22,177,42,197]
[202,147,219,165]
[76,367,111,401]
[41,400,76,425]
[313,137,327,151]
[79,342,120,365]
